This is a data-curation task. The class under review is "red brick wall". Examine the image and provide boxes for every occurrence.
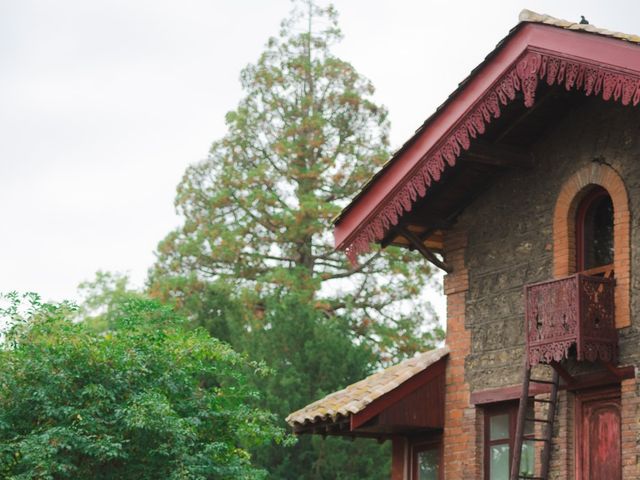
[442,229,480,478]
[547,390,574,480]
[621,378,639,479]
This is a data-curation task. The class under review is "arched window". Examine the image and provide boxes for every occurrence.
[575,186,614,275]
[554,163,630,328]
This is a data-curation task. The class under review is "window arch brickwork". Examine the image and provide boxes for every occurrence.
[553,163,631,328]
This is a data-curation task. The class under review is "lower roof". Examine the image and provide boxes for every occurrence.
[286,346,448,432]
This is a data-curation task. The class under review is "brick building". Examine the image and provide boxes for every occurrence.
[288,10,640,480]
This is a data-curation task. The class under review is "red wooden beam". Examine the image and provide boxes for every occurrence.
[601,360,627,380]
[471,365,635,405]
[471,383,551,405]
[460,141,534,169]
[551,361,576,387]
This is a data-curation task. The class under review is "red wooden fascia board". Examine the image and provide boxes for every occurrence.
[350,355,446,431]
[334,23,640,251]
[470,365,635,405]
[470,383,551,405]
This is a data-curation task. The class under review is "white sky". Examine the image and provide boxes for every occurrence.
[2,0,639,312]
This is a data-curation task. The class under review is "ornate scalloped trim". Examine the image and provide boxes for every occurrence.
[344,49,640,265]
[528,340,618,366]
[528,340,574,366]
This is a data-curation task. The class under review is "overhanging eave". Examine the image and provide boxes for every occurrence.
[335,19,640,265]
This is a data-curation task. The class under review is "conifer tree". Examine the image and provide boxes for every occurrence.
[151,0,442,359]
[150,2,444,477]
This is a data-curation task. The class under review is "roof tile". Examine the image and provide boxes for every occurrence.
[519,9,640,44]
[286,346,449,427]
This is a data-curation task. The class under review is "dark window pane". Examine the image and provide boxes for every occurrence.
[418,449,439,480]
[524,403,535,436]
[520,440,535,476]
[490,444,510,480]
[582,193,613,270]
[490,414,510,440]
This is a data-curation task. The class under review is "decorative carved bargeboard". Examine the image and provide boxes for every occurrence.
[342,47,640,264]
[525,274,617,366]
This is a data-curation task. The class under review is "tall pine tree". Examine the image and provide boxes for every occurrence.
[150,0,441,358]
[149,1,443,477]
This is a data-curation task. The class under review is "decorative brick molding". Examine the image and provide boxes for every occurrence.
[621,378,640,479]
[552,163,631,328]
[442,230,479,478]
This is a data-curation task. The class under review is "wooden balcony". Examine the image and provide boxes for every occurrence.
[525,274,617,366]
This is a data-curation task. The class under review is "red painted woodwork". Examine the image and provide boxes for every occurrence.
[576,389,621,480]
[350,356,446,430]
[471,383,551,405]
[525,273,617,366]
[391,437,406,480]
[470,367,634,405]
[293,355,447,438]
[390,436,444,479]
[334,22,640,264]
[483,403,535,480]
[410,438,443,480]
[575,186,614,273]
[376,374,444,430]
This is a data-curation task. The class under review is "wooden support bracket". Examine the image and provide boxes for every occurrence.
[397,226,452,273]
[550,361,575,388]
[601,360,627,380]
[461,141,534,169]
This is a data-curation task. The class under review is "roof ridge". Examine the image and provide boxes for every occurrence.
[518,9,640,44]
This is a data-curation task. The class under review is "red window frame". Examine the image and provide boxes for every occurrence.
[575,186,614,276]
[410,437,443,480]
[483,402,534,480]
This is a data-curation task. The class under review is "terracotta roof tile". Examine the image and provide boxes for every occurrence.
[286,346,449,427]
[519,9,640,44]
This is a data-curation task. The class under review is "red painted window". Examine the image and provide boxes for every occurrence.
[484,403,534,480]
[576,186,614,275]
[411,439,442,480]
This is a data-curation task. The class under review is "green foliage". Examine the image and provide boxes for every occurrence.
[73,274,391,479]
[240,293,373,420]
[150,0,443,360]
[0,292,290,479]
[240,292,391,480]
[147,275,246,346]
[143,1,446,478]
[76,271,144,333]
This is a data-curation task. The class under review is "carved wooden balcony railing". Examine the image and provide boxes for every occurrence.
[525,274,617,366]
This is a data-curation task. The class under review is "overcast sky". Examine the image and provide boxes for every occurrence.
[2,0,639,309]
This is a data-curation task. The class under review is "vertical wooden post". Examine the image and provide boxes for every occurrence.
[391,436,407,480]
[510,357,530,480]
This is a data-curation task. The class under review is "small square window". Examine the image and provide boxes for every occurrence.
[489,414,509,441]
[484,403,535,480]
[417,448,439,480]
[412,439,441,480]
